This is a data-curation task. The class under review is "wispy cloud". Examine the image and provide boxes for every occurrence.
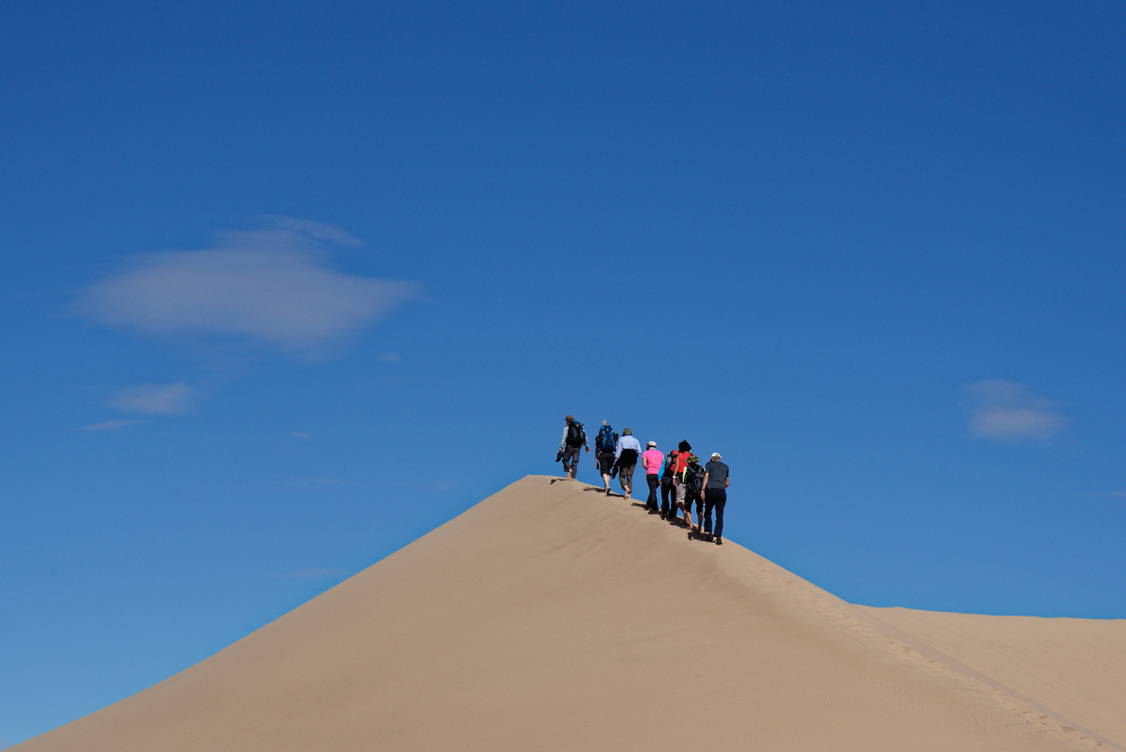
[965,380,1067,441]
[280,568,351,580]
[80,418,145,432]
[110,382,193,415]
[288,431,313,440]
[1104,490,1126,499]
[75,217,418,352]
[378,351,403,363]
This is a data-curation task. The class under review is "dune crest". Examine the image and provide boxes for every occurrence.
[16,476,1125,751]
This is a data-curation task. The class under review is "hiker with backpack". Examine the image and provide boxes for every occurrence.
[594,420,618,495]
[684,455,707,534]
[557,415,589,479]
[669,440,693,527]
[613,428,642,499]
[641,440,663,514]
[701,452,730,545]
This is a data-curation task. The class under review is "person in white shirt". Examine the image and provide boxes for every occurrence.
[614,428,642,499]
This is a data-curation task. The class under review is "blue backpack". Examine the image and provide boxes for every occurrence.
[596,425,616,453]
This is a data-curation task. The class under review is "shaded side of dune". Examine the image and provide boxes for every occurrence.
[17,476,1119,752]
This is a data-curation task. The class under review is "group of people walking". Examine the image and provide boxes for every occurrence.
[556,415,731,545]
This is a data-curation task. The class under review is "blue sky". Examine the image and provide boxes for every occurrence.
[2,0,1125,745]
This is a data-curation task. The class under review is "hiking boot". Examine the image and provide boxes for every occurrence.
[715,537,723,545]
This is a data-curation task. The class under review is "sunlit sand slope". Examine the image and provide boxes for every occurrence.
[17,475,1122,751]
[854,605,1126,749]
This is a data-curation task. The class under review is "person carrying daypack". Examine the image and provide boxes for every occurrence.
[614,428,642,499]
[594,421,618,495]
[557,415,589,479]
[684,455,706,534]
[670,440,693,527]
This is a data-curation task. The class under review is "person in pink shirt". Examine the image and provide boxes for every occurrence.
[641,441,664,514]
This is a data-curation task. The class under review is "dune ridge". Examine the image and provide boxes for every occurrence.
[15,475,1124,751]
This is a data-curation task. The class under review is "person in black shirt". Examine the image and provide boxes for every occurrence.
[702,452,730,544]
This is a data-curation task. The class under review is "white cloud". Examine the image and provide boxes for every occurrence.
[965,379,1066,441]
[110,383,193,415]
[80,419,145,431]
[75,217,418,352]
[378,351,403,363]
[1105,490,1126,499]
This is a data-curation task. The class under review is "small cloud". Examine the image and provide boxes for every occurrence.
[1104,490,1126,499]
[965,380,1066,441]
[75,216,419,352]
[288,431,313,440]
[249,215,362,246]
[280,568,351,580]
[110,382,193,415]
[80,418,145,431]
[378,351,403,363]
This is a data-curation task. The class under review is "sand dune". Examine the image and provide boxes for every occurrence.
[16,475,1125,751]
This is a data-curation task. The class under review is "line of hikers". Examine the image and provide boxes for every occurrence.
[556,415,731,545]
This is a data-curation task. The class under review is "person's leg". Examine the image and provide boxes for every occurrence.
[598,452,614,492]
[703,497,714,536]
[646,474,659,510]
[674,479,687,524]
[563,447,580,478]
[620,464,634,497]
[694,493,704,530]
[660,478,673,517]
[713,489,727,542]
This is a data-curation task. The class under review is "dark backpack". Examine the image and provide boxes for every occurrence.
[686,463,706,493]
[565,421,586,447]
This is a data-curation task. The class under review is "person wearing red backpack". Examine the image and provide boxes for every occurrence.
[669,440,693,527]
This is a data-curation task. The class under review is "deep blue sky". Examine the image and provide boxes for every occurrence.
[3,0,1124,746]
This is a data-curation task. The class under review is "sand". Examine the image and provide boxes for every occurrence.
[15,475,1126,751]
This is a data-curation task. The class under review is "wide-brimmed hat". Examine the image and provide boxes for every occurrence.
[647,440,657,447]
[622,428,633,435]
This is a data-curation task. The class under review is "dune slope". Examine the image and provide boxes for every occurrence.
[16,476,1123,751]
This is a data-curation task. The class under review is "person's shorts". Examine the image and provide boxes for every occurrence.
[597,451,616,474]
